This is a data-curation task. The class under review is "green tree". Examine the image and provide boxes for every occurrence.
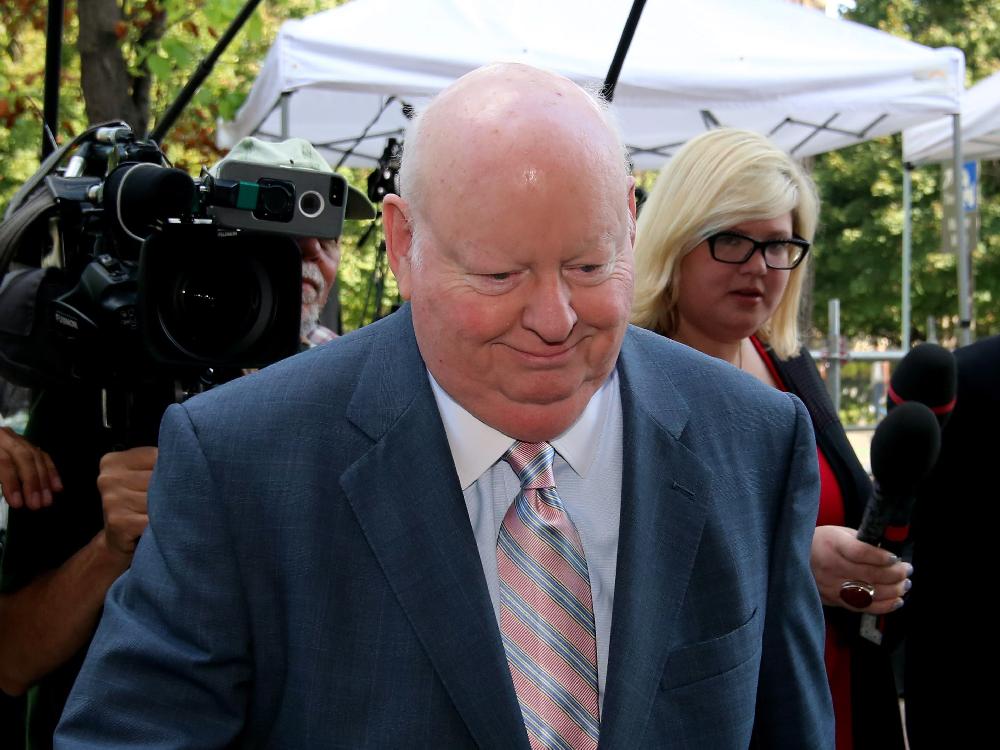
[811,0,1000,345]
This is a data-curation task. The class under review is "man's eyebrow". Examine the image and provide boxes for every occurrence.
[565,233,619,260]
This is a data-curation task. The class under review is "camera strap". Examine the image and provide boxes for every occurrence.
[0,187,57,280]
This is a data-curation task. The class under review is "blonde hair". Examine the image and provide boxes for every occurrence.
[631,128,819,359]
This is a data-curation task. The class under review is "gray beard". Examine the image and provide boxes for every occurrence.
[300,303,321,340]
[300,262,327,339]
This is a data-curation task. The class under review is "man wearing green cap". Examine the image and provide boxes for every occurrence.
[210,137,376,347]
[0,137,373,749]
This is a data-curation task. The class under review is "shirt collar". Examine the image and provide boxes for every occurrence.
[428,371,617,490]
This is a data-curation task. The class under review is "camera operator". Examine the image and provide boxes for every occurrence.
[0,137,374,749]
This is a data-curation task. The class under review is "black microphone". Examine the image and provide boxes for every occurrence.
[103,162,195,244]
[887,343,957,428]
[856,401,941,553]
[848,401,941,640]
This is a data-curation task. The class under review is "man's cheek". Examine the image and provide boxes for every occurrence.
[319,258,339,288]
[452,300,511,341]
[577,286,631,330]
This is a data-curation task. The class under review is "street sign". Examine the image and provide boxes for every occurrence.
[942,161,979,255]
[962,160,978,213]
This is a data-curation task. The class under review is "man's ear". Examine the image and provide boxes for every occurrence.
[627,176,637,245]
[383,195,413,300]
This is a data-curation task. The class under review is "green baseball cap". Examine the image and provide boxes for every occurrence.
[211,137,376,220]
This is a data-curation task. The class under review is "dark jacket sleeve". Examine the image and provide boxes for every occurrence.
[764,343,905,750]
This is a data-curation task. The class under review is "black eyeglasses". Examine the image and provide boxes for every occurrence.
[704,231,810,270]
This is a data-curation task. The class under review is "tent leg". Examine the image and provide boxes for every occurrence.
[827,298,841,412]
[42,0,64,158]
[952,113,972,346]
[280,92,291,139]
[902,162,912,350]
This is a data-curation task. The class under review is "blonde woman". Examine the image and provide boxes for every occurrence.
[633,128,907,750]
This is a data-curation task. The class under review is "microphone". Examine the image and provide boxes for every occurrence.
[887,343,957,428]
[848,401,941,641]
[102,163,195,243]
[856,400,941,553]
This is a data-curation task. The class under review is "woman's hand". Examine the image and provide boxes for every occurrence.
[811,525,912,614]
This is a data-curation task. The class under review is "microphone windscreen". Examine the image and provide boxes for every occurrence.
[888,343,957,417]
[870,401,941,497]
[104,163,194,241]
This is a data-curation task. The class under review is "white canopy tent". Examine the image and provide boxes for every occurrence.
[896,73,1000,347]
[218,0,964,171]
[218,0,969,354]
[904,70,1000,166]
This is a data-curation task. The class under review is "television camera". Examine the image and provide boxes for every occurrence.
[0,122,349,443]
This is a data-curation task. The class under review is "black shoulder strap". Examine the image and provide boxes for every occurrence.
[0,187,57,280]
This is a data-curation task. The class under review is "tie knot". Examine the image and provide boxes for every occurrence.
[503,441,556,490]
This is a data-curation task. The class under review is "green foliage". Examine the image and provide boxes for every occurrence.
[0,0,343,200]
[836,360,888,427]
[812,0,1000,346]
[336,213,399,332]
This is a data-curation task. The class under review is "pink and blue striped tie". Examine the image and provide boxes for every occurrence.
[497,442,600,750]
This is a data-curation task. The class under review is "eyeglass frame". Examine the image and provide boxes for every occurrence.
[703,231,810,270]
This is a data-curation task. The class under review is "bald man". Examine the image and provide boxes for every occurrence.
[56,65,832,749]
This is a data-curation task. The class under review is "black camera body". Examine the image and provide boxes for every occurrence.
[48,223,302,378]
[0,123,335,426]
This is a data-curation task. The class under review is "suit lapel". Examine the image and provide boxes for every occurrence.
[599,331,713,749]
[341,307,528,749]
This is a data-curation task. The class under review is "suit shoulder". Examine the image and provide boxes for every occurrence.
[623,325,799,416]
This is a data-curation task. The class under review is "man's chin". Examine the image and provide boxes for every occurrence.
[501,368,607,406]
[486,398,592,442]
[504,385,584,407]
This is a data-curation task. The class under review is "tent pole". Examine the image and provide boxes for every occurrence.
[602,0,647,102]
[827,298,841,412]
[902,162,912,350]
[41,0,64,158]
[281,92,291,139]
[952,113,972,345]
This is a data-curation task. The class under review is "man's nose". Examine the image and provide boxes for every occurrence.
[523,274,577,343]
[297,237,320,260]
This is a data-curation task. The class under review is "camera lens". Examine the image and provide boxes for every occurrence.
[141,226,301,370]
[253,179,295,222]
[298,190,324,218]
[159,256,270,359]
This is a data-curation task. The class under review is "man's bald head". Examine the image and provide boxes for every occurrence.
[399,63,629,229]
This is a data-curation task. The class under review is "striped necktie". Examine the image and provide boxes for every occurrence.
[497,441,600,750]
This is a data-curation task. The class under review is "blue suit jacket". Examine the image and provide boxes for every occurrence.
[57,306,832,749]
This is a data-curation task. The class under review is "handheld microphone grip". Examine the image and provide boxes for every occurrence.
[855,483,915,556]
[857,401,941,551]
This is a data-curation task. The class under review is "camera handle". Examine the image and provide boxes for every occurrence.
[100,369,232,450]
[4,121,131,222]
[100,386,165,451]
